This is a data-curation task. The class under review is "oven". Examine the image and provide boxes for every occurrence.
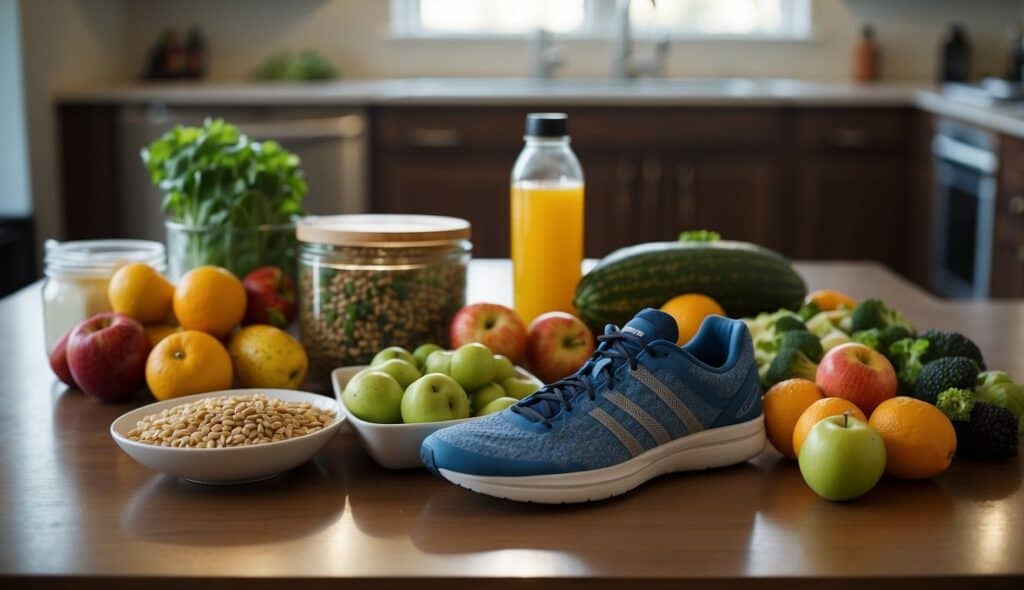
[930,119,999,298]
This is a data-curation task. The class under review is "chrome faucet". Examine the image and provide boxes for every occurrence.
[611,0,669,79]
[529,28,564,80]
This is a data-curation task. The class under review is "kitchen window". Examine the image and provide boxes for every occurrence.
[391,0,812,39]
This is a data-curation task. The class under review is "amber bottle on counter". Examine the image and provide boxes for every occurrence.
[852,25,879,83]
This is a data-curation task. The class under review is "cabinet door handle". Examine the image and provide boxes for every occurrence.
[675,163,696,229]
[408,127,463,148]
[830,127,868,148]
[1010,195,1024,216]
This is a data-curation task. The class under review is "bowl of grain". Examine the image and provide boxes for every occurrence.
[110,389,343,485]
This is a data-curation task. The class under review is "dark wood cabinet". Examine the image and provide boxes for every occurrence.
[792,108,914,273]
[370,106,787,258]
[991,134,1024,297]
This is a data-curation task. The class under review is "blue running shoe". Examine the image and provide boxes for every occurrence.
[420,308,765,503]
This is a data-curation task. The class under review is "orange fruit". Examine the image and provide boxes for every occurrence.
[792,397,868,457]
[144,324,180,349]
[172,266,246,338]
[660,293,726,345]
[805,289,857,312]
[868,397,957,480]
[145,330,234,401]
[228,325,309,389]
[763,378,824,460]
[108,263,175,323]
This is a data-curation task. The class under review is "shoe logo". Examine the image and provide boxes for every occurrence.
[622,326,645,338]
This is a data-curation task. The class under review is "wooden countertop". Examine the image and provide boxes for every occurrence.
[1,260,1022,589]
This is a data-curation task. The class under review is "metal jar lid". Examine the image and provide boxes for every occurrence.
[296,214,471,247]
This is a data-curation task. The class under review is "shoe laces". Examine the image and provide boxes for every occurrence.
[510,328,655,428]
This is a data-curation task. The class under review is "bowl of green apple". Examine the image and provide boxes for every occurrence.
[331,343,543,469]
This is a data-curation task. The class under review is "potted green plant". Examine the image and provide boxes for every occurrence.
[142,118,307,280]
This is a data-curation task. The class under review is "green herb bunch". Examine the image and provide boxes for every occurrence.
[141,119,307,277]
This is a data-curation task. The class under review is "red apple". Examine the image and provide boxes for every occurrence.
[242,266,297,328]
[66,312,149,402]
[450,302,527,363]
[49,330,77,388]
[525,312,595,383]
[816,343,898,415]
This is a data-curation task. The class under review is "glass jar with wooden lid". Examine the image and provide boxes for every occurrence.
[296,214,471,387]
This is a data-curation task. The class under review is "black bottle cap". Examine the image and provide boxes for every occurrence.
[525,113,568,137]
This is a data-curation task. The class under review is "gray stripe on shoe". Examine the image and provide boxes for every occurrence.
[631,366,704,434]
[589,408,644,457]
[604,391,671,446]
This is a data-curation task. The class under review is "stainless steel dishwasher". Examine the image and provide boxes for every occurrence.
[117,105,367,242]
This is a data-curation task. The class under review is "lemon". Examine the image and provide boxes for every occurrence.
[228,325,308,389]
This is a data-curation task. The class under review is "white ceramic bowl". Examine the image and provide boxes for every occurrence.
[110,389,344,485]
[332,365,543,470]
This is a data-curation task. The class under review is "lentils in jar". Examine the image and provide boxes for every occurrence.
[296,215,471,387]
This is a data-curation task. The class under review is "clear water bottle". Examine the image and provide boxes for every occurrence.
[510,113,585,325]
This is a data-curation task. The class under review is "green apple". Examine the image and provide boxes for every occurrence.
[450,343,496,391]
[373,358,421,389]
[400,374,470,423]
[492,354,518,380]
[424,349,453,375]
[412,343,443,369]
[371,346,416,367]
[500,376,541,400]
[477,396,518,416]
[798,414,887,502]
[470,382,507,414]
[342,371,404,424]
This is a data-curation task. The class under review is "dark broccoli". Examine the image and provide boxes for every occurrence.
[780,330,824,362]
[954,402,1019,459]
[797,300,822,321]
[887,337,930,394]
[915,357,979,405]
[773,315,807,334]
[850,299,915,333]
[765,348,819,386]
[936,388,976,422]
[920,329,986,370]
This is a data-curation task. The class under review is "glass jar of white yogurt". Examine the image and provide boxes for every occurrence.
[42,239,166,352]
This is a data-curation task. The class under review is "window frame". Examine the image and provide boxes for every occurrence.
[389,0,815,41]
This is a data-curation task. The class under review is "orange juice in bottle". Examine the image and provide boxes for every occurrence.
[511,113,584,325]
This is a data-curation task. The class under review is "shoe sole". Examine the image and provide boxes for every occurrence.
[437,415,766,504]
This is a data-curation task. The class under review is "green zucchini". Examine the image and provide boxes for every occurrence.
[574,234,807,329]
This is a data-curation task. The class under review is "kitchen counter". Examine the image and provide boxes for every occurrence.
[1,260,1022,589]
[57,78,1024,138]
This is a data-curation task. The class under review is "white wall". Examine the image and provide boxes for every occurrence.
[0,0,31,217]
[18,0,124,254]
[117,0,1021,82]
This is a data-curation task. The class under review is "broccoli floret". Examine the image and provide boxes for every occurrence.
[920,329,986,370]
[773,315,807,334]
[852,329,881,350]
[915,357,979,405]
[954,402,1019,459]
[745,309,800,341]
[764,348,819,386]
[937,388,976,422]
[780,330,824,362]
[821,329,852,351]
[887,337,930,393]
[850,298,915,333]
[797,300,822,321]
[878,325,913,356]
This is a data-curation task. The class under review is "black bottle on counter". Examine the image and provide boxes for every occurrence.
[185,27,206,79]
[1008,23,1024,81]
[939,24,971,83]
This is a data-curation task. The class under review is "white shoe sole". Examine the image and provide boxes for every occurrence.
[437,415,766,504]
